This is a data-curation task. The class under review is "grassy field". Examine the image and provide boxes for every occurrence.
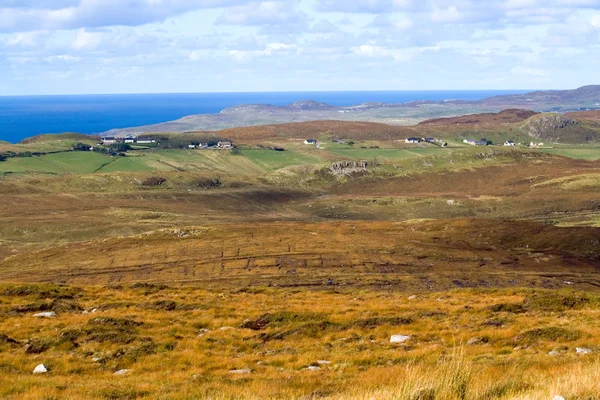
[0,152,111,174]
[0,284,599,399]
[1,133,600,399]
[537,147,600,161]
[241,149,320,171]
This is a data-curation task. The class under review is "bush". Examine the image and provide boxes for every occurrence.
[524,292,590,312]
[515,327,583,344]
[109,142,132,152]
[72,142,91,151]
[142,177,166,187]
[194,178,222,189]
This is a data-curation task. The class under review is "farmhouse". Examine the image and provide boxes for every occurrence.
[405,137,421,143]
[217,141,233,149]
[101,137,117,144]
[464,139,487,146]
[136,138,156,144]
[504,140,516,147]
[304,139,318,145]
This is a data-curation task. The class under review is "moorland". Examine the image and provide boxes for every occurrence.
[1,107,600,399]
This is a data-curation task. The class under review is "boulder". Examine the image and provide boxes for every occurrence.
[576,347,593,355]
[390,335,411,344]
[408,295,418,300]
[33,312,56,318]
[316,360,332,365]
[33,364,48,374]
[552,397,566,400]
[228,369,251,374]
[114,369,130,376]
[467,337,489,346]
[307,366,321,371]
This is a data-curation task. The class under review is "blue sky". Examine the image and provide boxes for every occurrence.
[1,0,599,95]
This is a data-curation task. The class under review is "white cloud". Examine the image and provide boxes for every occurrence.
[511,66,546,76]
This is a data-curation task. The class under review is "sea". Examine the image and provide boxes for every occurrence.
[0,90,530,144]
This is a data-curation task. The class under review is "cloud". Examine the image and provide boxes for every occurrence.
[317,0,420,13]
[511,66,546,76]
[0,0,248,32]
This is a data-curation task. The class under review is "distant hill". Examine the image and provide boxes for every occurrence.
[419,109,539,127]
[103,86,600,137]
[20,133,100,144]
[481,85,600,107]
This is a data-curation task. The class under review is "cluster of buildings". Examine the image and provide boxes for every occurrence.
[101,136,156,145]
[405,137,436,144]
[188,141,232,149]
[463,138,489,146]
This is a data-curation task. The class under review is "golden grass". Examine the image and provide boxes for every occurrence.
[1,284,599,399]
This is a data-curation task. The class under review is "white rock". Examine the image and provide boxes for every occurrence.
[307,366,321,371]
[114,369,130,376]
[33,312,56,318]
[228,369,251,374]
[390,335,411,344]
[548,350,560,356]
[92,357,102,362]
[197,328,210,337]
[33,364,48,374]
[552,396,566,400]
[576,347,593,355]
[408,295,418,300]
[316,360,332,365]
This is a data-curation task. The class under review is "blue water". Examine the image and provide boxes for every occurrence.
[0,91,530,143]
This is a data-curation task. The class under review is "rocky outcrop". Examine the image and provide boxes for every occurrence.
[524,114,580,139]
[328,161,378,177]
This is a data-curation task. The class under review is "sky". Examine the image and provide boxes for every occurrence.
[0,0,599,95]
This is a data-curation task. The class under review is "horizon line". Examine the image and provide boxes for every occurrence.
[0,88,549,98]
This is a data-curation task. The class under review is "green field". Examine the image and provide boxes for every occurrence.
[0,152,111,174]
[241,149,320,170]
[325,147,439,161]
[538,147,600,161]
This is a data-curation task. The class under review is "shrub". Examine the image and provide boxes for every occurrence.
[142,177,166,187]
[72,142,91,151]
[515,327,583,344]
[524,292,590,312]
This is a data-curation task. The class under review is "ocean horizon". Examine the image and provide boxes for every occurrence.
[0,90,530,144]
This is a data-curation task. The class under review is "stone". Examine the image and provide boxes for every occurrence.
[548,350,560,356]
[228,369,251,374]
[33,312,56,318]
[197,328,210,337]
[408,295,418,300]
[316,360,331,365]
[576,347,593,355]
[114,369,130,376]
[390,335,411,344]
[33,364,48,374]
[307,366,321,371]
[467,337,488,346]
[552,397,566,400]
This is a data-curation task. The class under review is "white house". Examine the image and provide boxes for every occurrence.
[504,140,515,147]
[217,141,233,149]
[188,144,197,149]
[304,139,318,145]
[136,138,156,144]
[405,137,420,144]
[102,137,117,144]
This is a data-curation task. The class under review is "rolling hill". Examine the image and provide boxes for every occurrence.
[104,86,600,136]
